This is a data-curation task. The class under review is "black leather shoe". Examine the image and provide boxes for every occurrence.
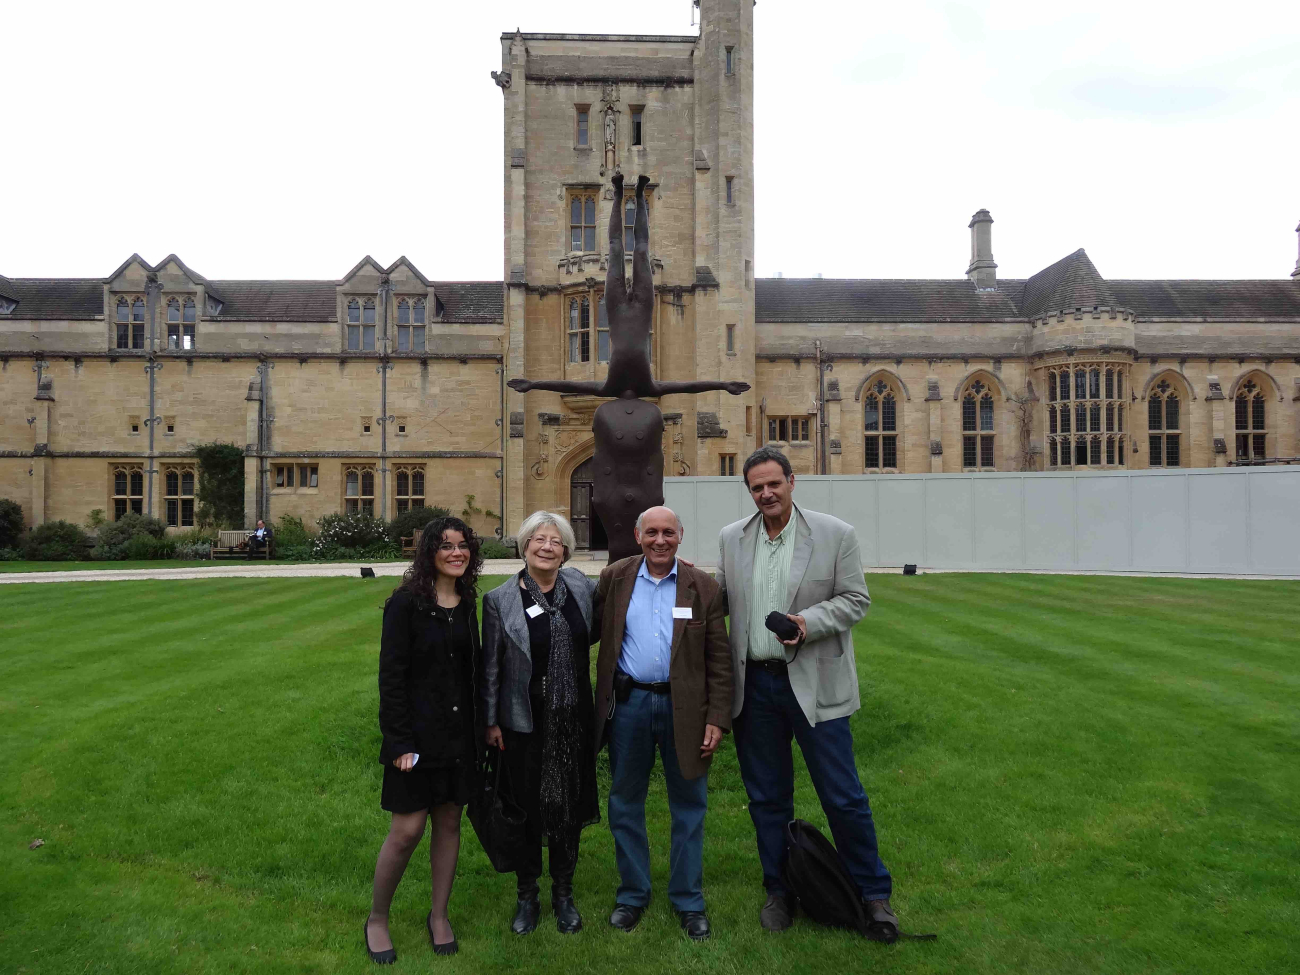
[759,893,793,932]
[608,903,644,932]
[511,894,540,936]
[552,883,583,934]
[364,918,396,965]
[427,912,457,956]
[863,898,899,944]
[677,910,711,941]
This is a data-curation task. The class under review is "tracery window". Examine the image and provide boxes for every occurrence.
[621,191,653,253]
[346,298,376,351]
[344,466,376,515]
[166,297,196,349]
[1235,378,1268,461]
[1047,362,1127,468]
[1147,379,1182,467]
[569,191,597,253]
[115,297,146,349]
[395,298,426,352]
[164,466,196,528]
[863,379,900,471]
[394,466,426,514]
[111,465,144,520]
[961,379,996,470]
[568,296,591,363]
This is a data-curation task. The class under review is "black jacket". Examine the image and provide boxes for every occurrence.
[377,588,482,766]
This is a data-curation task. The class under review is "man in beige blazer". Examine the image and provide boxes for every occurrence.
[716,447,898,941]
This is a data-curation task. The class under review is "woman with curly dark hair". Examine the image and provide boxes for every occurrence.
[365,516,484,963]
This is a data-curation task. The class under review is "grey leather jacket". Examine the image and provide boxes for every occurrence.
[480,567,596,733]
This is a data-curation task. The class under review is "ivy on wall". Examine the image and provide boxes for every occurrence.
[193,442,246,529]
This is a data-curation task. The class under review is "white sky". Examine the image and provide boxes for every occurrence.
[4,0,1298,283]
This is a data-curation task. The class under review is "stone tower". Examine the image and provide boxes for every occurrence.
[495,0,758,546]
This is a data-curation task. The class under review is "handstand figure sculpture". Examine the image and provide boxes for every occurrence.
[509,173,749,561]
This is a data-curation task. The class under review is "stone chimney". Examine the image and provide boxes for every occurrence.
[1292,219,1299,279]
[967,209,997,290]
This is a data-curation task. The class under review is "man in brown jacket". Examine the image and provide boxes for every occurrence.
[592,505,733,941]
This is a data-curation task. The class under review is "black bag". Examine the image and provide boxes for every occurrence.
[781,819,935,942]
[468,749,528,873]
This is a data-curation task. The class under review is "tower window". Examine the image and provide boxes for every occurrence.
[726,176,734,204]
[631,109,643,146]
[726,323,735,353]
[725,46,734,75]
[576,107,589,146]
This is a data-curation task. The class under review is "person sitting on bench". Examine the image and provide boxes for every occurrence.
[248,520,273,559]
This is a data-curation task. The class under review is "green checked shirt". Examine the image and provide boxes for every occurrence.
[748,507,798,661]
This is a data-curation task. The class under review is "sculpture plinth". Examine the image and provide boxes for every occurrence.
[509,174,748,563]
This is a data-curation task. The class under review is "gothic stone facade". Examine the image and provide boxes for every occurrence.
[3,0,1300,545]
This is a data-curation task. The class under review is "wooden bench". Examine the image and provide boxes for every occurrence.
[400,528,423,556]
[211,530,272,560]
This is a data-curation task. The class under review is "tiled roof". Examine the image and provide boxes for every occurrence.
[1019,248,1117,319]
[431,282,504,324]
[1109,279,1300,319]
[0,278,103,319]
[207,281,337,321]
[525,55,693,83]
[755,277,1024,322]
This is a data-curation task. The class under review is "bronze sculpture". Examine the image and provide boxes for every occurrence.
[509,174,749,561]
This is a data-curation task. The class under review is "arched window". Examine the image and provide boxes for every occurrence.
[346,300,376,351]
[863,378,900,471]
[412,298,426,325]
[131,299,145,322]
[163,466,196,527]
[183,297,196,323]
[1047,362,1127,468]
[344,466,376,515]
[1235,378,1268,461]
[363,299,375,325]
[394,466,425,514]
[116,298,129,322]
[395,299,425,352]
[397,299,410,325]
[568,297,590,363]
[624,196,637,252]
[111,465,145,520]
[348,299,360,324]
[1148,378,1182,467]
[570,192,597,252]
[167,298,180,323]
[115,298,131,348]
[961,379,996,470]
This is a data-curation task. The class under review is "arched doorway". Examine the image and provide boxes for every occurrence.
[570,456,608,552]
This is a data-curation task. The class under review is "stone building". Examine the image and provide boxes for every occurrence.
[3,0,1299,549]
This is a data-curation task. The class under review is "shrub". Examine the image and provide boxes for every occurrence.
[274,514,312,548]
[313,511,390,557]
[171,527,218,546]
[21,521,93,561]
[84,508,107,530]
[92,513,168,560]
[480,539,513,559]
[193,443,245,529]
[276,542,314,562]
[386,505,452,547]
[0,499,25,549]
[123,534,176,560]
[173,541,213,560]
[0,547,23,561]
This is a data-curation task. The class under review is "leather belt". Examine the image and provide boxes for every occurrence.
[629,677,671,694]
[747,657,788,676]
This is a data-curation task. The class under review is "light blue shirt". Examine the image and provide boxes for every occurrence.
[618,558,678,683]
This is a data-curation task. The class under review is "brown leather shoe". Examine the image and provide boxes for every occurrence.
[759,893,793,932]
[863,898,899,943]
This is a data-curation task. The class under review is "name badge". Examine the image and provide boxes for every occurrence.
[672,607,693,620]
[525,604,545,619]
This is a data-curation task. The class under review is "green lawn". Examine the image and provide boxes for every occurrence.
[2,574,1297,974]
[0,559,412,573]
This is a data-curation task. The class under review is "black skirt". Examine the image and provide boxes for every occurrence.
[381,760,477,814]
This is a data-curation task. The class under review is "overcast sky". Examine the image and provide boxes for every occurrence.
[4,0,1298,283]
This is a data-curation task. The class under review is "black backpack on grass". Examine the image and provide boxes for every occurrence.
[781,819,936,943]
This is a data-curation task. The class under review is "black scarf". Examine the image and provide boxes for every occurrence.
[521,569,583,861]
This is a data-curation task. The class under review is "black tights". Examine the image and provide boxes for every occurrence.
[366,803,462,951]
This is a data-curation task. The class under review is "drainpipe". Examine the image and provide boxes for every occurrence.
[815,340,827,474]
[378,276,391,521]
[144,272,161,516]
[498,346,506,539]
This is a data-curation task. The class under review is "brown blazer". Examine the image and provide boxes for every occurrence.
[592,555,734,781]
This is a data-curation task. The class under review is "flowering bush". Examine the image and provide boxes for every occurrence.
[312,512,393,558]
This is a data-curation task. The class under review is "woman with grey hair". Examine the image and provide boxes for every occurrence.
[480,511,599,936]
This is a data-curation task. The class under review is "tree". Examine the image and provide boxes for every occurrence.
[193,443,246,529]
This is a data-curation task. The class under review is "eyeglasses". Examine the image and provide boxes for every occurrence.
[530,536,563,550]
[438,542,472,553]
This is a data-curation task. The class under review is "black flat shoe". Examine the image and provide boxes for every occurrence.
[677,910,711,941]
[427,912,458,956]
[609,903,644,932]
[364,918,396,965]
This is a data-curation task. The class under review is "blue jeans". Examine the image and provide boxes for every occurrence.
[734,665,892,900]
[607,686,709,912]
